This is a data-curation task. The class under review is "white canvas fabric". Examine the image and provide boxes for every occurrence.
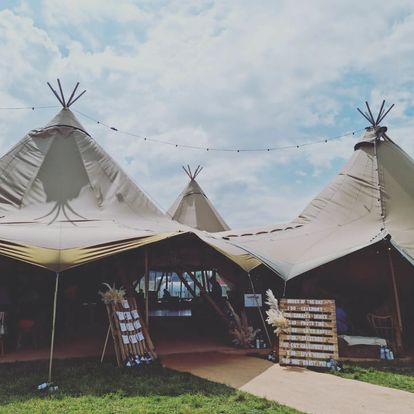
[168,176,230,232]
[0,109,258,272]
[215,127,414,281]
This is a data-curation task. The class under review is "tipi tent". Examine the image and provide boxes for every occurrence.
[0,82,258,273]
[214,102,414,348]
[168,166,230,232]
[0,81,260,385]
[217,104,414,282]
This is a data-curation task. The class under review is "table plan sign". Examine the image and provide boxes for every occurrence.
[279,299,339,368]
[105,296,157,367]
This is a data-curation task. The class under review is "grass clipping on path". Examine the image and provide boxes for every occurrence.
[0,358,301,414]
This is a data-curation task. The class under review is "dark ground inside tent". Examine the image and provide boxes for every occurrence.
[0,254,272,364]
[0,307,249,364]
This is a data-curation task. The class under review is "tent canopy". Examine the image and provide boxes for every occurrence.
[0,106,259,273]
[216,125,414,281]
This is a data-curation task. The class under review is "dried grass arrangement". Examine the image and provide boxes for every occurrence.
[99,283,126,305]
[226,302,259,348]
[265,289,289,336]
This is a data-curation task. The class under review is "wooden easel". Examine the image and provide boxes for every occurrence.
[104,296,157,367]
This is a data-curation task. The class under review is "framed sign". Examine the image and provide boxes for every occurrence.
[244,293,262,307]
[279,299,339,368]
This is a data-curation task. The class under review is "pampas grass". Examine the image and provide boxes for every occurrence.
[226,301,259,348]
[265,289,289,336]
[99,283,126,304]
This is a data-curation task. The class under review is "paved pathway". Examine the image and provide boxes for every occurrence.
[162,352,414,414]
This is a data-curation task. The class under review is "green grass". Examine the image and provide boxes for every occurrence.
[333,360,414,393]
[0,358,301,414]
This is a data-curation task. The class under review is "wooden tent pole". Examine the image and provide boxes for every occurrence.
[386,242,404,352]
[201,270,207,290]
[247,272,272,347]
[156,272,165,295]
[144,248,149,327]
[48,272,60,384]
[176,273,197,298]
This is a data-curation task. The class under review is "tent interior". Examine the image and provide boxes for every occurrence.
[286,242,414,352]
[3,236,414,362]
[0,234,280,362]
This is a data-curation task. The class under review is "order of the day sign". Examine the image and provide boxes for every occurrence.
[244,293,262,307]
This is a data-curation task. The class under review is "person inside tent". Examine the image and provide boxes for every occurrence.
[209,274,223,302]
[162,288,171,299]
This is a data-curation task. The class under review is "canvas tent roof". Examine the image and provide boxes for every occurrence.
[167,166,230,232]
[216,125,414,281]
[0,107,258,272]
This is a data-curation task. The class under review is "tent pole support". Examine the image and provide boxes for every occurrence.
[144,248,149,327]
[177,273,197,298]
[156,272,165,295]
[386,242,404,353]
[48,272,60,384]
[201,270,207,290]
[247,272,272,347]
[100,325,111,363]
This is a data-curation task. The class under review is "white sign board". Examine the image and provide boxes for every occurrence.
[244,293,262,307]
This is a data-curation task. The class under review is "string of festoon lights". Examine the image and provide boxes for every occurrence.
[0,105,364,153]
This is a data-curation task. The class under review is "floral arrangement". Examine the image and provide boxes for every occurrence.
[265,289,289,336]
[226,301,259,348]
[99,283,126,304]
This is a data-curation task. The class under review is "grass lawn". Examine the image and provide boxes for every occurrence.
[333,360,414,393]
[0,358,301,414]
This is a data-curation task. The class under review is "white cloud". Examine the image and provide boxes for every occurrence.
[42,0,150,26]
[1,1,414,229]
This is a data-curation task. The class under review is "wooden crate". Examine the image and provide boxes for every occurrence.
[279,299,338,368]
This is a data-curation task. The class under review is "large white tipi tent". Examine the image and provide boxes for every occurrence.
[0,81,260,385]
[214,102,414,348]
[168,166,230,233]
[217,103,414,282]
[0,82,258,273]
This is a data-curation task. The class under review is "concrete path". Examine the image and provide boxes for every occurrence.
[162,352,414,414]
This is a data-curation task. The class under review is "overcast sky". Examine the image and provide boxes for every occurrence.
[1,1,413,229]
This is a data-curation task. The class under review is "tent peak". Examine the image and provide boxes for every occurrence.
[47,79,86,108]
[182,165,203,180]
[357,100,394,127]
[354,125,389,151]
